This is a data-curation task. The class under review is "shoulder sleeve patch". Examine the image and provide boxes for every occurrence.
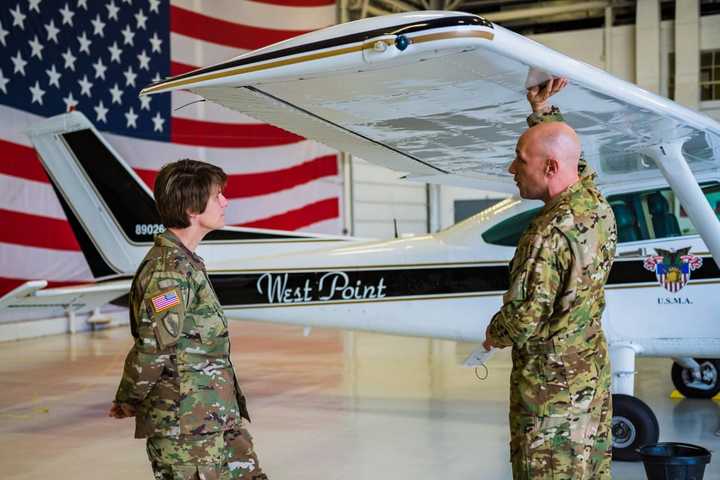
[150,289,181,314]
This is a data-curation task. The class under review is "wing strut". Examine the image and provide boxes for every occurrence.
[648,142,720,267]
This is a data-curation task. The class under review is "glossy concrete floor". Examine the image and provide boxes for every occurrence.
[1,322,718,480]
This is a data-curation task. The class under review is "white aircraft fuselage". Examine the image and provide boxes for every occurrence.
[212,177,720,359]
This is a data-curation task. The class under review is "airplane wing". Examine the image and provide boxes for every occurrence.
[140,10,720,263]
[140,11,720,192]
[0,279,131,322]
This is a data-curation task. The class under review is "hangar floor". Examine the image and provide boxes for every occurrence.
[1,322,718,480]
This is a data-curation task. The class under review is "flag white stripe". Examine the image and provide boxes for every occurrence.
[0,243,93,281]
[171,90,262,124]
[0,106,36,147]
[300,217,343,235]
[225,178,341,225]
[107,132,337,174]
[0,174,66,220]
[171,0,336,31]
[170,32,248,69]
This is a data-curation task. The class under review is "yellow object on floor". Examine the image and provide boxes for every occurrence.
[670,390,720,400]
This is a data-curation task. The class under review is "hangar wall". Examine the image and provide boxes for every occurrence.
[348,12,720,238]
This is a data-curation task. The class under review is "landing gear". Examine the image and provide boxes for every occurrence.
[609,344,660,462]
[671,358,720,399]
[612,394,660,461]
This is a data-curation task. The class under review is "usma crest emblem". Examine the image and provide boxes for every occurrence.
[643,247,703,293]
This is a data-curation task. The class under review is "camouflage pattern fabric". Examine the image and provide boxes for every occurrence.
[147,426,266,480]
[486,108,617,479]
[115,230,262,478]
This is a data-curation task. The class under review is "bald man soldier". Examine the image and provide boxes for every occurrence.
[483,78,616,479]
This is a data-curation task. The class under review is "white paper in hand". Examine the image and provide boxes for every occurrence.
[463,347,496,367]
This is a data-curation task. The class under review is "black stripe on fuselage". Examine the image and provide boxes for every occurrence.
[59,129,320,242]
[147,15,492,88]
[209,256,720,307]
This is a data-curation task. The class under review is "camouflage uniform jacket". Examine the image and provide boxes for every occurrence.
[486,108,617,417]
[115,230,250,439]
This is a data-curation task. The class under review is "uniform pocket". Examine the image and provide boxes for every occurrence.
[172,465,220,480]
[539,353,572,417]
[541,350,598,416]
[193,314,227,345]
[179,366,240,434]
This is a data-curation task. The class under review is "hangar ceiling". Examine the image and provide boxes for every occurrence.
[338,0,720,34]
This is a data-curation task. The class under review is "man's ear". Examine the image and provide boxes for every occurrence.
[545,158,559,177]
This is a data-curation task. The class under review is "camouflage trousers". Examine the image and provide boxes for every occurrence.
[146,426,267,480]
[509,383,612,479]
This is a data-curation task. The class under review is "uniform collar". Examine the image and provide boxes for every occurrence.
[542,176,585,213]
[578,158,597,180]
[540,158,597,213]
[155,230,206,269]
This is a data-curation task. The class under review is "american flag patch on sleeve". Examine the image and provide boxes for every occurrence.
[151,290,180,313]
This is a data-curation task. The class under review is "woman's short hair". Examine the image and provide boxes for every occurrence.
[154,159,227,228]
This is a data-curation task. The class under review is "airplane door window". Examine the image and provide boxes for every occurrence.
[608,183,720,242]
[675,183,720,236]
[483,184,720,248]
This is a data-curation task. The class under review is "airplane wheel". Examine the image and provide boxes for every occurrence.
[671,358,720,399]
[611,394,659,462]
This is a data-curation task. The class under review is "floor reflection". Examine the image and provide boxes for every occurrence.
[0,322,718,479]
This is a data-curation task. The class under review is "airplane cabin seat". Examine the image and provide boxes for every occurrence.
[612,203,642,242]
[648,192,681,238]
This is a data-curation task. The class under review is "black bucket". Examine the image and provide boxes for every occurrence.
[638,443,711,480]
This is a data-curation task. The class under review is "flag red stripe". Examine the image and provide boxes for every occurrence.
[251,0,337,6]
[171,61,197,76]
[171,5,311,51]
[171,117,305,148]
[239,197,338,230]
[224,154,338,198]
[134,154,337,198]
[0,141,49,183]
[0,278,25,296]
[0,209,80,251]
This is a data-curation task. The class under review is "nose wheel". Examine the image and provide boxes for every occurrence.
[611,394,659,461]
[671,358,720,399]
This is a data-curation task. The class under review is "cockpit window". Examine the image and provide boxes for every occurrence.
[481,207,541,246]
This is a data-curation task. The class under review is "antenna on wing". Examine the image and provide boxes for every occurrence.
[173,98,206,111]
[393,218,399,239]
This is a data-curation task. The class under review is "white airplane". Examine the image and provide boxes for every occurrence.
[6,11,720,462]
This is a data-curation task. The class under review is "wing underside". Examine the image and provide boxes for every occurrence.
[142,12,720,191]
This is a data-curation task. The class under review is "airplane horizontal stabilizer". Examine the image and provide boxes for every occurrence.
[0,279,131,322]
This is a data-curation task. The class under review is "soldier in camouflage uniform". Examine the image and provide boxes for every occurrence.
[109,159,268,480]
[483,79,616,479]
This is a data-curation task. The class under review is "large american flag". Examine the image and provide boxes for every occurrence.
[0,0,340,296]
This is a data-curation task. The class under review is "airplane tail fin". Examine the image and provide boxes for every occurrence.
[27,112,146,276]
[27,111,335,278]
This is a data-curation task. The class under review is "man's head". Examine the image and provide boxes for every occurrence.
[154,159,228,230]
[509,122,582,202]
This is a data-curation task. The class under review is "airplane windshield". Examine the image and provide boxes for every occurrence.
[481,207,541,247]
